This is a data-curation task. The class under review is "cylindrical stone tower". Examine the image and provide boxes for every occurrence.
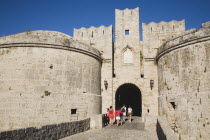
[0,30,102,133]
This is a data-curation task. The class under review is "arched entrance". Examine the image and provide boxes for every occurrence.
[115,83,142,116]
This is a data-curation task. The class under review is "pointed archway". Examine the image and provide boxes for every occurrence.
[115,83,142,116]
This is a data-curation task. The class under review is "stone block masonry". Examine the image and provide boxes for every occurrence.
[74,25,113,114]
[156,22,210,140]
[0,118,90,140]
[1,7,209,140]
[0,31,102,133]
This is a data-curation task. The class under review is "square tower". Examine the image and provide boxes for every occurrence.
[114,7,141,79]
[113,8,145,117]
[115,7,140,48]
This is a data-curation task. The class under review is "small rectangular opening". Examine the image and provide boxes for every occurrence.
[71,109,77,114]
[170,102,176,109]
[141,74,144,78]
[113,73,116,78]
[125,30,129,35]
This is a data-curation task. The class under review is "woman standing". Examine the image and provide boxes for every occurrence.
[115,108,122,126]
[128,105,133,122]
[108,106,114,126]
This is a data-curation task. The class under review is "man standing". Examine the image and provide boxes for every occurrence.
[121,105,126,122]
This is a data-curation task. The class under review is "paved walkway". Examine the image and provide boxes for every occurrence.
[61,129,158,140]
[61,117,158,140]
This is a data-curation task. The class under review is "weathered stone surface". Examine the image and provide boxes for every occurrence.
[202,21,210,28]
[74,25,113,114]
[157,25,210,140]
[0,31,102,132]
[157,116,178,140]
[0,6,209,140]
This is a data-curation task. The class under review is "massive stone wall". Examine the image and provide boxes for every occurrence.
[74,26,113,113]
[156,22,210,140]
[141,20,186,125]
[0,31,102,133]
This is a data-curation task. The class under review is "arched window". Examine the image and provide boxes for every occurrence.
[123,48,133,63]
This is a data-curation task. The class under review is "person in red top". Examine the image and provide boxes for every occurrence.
[108,106,114,126]
[115,108,122,126]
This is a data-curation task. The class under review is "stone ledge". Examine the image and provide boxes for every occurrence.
[0,30,102,62]
[0,43,102,62]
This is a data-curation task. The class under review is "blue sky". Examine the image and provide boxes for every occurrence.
[0,0,210,37]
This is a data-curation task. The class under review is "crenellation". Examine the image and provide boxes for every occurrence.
[143,20,185,31]
[74,25,112,59]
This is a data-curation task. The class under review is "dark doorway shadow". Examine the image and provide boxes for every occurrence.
[115,83,142,116]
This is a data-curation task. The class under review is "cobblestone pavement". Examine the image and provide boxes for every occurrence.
[60,128,158,140]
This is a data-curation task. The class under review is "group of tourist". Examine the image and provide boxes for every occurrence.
[107,105,133,126]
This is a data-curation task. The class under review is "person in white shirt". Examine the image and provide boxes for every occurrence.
[128,105,133,122]
[121,105,126,122]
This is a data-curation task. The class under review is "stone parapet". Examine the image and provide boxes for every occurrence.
[0,30,101,61]
[156,22,210,62]
[0,118,90,140]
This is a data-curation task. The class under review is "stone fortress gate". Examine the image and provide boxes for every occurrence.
[0,7,210,140]
[74,7,185,126]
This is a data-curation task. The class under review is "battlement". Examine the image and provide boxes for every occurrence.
[115,7,140,47]
[115,7,139,16]
[157,21,210,61]
[74,25,112,40]
[74,25,113,59]
[142,20,185,33]
[142,20,185,42]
